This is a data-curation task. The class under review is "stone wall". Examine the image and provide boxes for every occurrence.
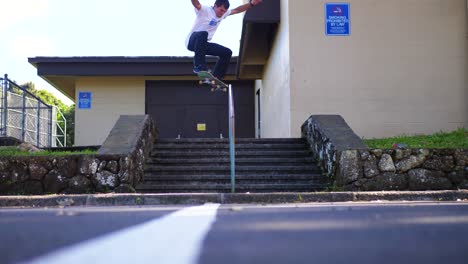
[302,115,468,191]
[0,115,157,195]
[339,149,468,191]
[301,115,368,181]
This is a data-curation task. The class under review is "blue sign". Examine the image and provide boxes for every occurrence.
[78,92,92,109]
[325,3,350,36]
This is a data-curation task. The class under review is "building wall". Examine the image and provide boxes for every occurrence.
[75,77,145,146]
[283,0,467,138]
[260,0,291,138]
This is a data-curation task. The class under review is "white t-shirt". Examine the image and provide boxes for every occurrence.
[185,5,232,48]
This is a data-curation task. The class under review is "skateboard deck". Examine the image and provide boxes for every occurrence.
[197,71,228,92]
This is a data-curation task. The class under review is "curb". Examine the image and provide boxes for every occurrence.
[1,190,468,208]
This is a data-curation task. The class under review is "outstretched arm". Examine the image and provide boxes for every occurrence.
[230,0,263,15]
[191,0,202,10]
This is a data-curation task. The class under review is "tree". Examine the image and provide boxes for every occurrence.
[62,106,75,147]
[21,82,36,94]
[34,90,67,110]
[21,83,75,147]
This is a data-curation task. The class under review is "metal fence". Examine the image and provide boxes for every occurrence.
[0,74,67,147]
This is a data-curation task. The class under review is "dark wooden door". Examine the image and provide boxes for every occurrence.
[146,80,254,138]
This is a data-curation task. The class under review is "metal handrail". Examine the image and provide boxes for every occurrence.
[228,84,236,193]
[3,75,52,106]
[1,76,7,136]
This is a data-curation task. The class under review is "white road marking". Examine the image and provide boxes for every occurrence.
[24,203,220,264]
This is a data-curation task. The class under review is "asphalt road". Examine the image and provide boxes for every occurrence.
[1,202,468,264]
[200,202,468,264]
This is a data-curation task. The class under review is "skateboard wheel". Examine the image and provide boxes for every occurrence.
[211,88,215,92]
[199,80,203,85]
[211,80,216,85]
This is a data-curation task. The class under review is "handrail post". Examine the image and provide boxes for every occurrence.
[2,74,8,137]
[228,84,236,193]
[64,114,67,147]
[48,105,53,147]
[36,100,40,146]
[22,90,26,141]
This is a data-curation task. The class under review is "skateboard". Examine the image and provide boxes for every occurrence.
[197,71,228,92]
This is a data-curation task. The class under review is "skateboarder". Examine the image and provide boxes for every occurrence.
[187,0,263,80]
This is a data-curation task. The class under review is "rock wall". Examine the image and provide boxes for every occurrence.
[302,115,468,191]
[339,149,468,191]
[0,115,157,195]
[301,115,368,181]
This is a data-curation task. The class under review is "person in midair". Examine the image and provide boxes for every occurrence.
[187,0,263,80]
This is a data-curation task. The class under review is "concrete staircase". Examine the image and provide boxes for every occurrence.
[136,138,328,193]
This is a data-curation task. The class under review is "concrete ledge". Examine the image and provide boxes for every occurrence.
[301,115,367,151]
[301,114,368,182]
[1,190,467,207]
[98,115,154,156]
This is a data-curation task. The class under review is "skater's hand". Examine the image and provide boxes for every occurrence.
[251,0,263,6]
[231,0,263,15]
[191,0,201,10]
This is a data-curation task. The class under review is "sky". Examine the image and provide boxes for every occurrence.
[0,0,246,105]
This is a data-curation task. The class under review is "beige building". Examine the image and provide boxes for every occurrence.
[241,0,467,139]
[74,77,146,145]
[29,57,253,146]
[30,0,467,146]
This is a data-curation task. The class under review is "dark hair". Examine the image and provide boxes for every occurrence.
[214,0,230,9]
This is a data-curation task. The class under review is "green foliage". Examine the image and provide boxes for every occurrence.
[297,194,303,202]
[20,82,75,146]
[62,105,75,147]
[29,88,75,146]
[326,184,343,192]
[34,89,66,109]
[0,146,96,156]
[21,82,36,94]
[363,128,468,149]
[135,197,143,205]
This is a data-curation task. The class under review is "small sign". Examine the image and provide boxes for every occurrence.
[197,123,206,131]
[78,92,92,109]
[325,3,350,36]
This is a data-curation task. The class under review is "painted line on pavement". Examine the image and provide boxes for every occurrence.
[24,203,220,264]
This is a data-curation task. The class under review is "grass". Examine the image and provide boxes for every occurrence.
[363,128,468,149]
[0,146,97,157]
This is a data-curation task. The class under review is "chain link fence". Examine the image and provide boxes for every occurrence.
[0,74,67,147]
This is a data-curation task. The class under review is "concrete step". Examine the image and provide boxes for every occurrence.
[146,157,315,166]
[153,143,307,151]
[135,183,326,193]
[151,150,312,158]
[144,165,321,175]
[138,137,327,193]
[157,138,306,144]
[142,174,326,183]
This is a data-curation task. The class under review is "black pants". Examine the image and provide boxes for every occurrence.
[187,31,232,79]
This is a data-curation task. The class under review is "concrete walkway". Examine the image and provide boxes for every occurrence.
[1,190,467,208]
